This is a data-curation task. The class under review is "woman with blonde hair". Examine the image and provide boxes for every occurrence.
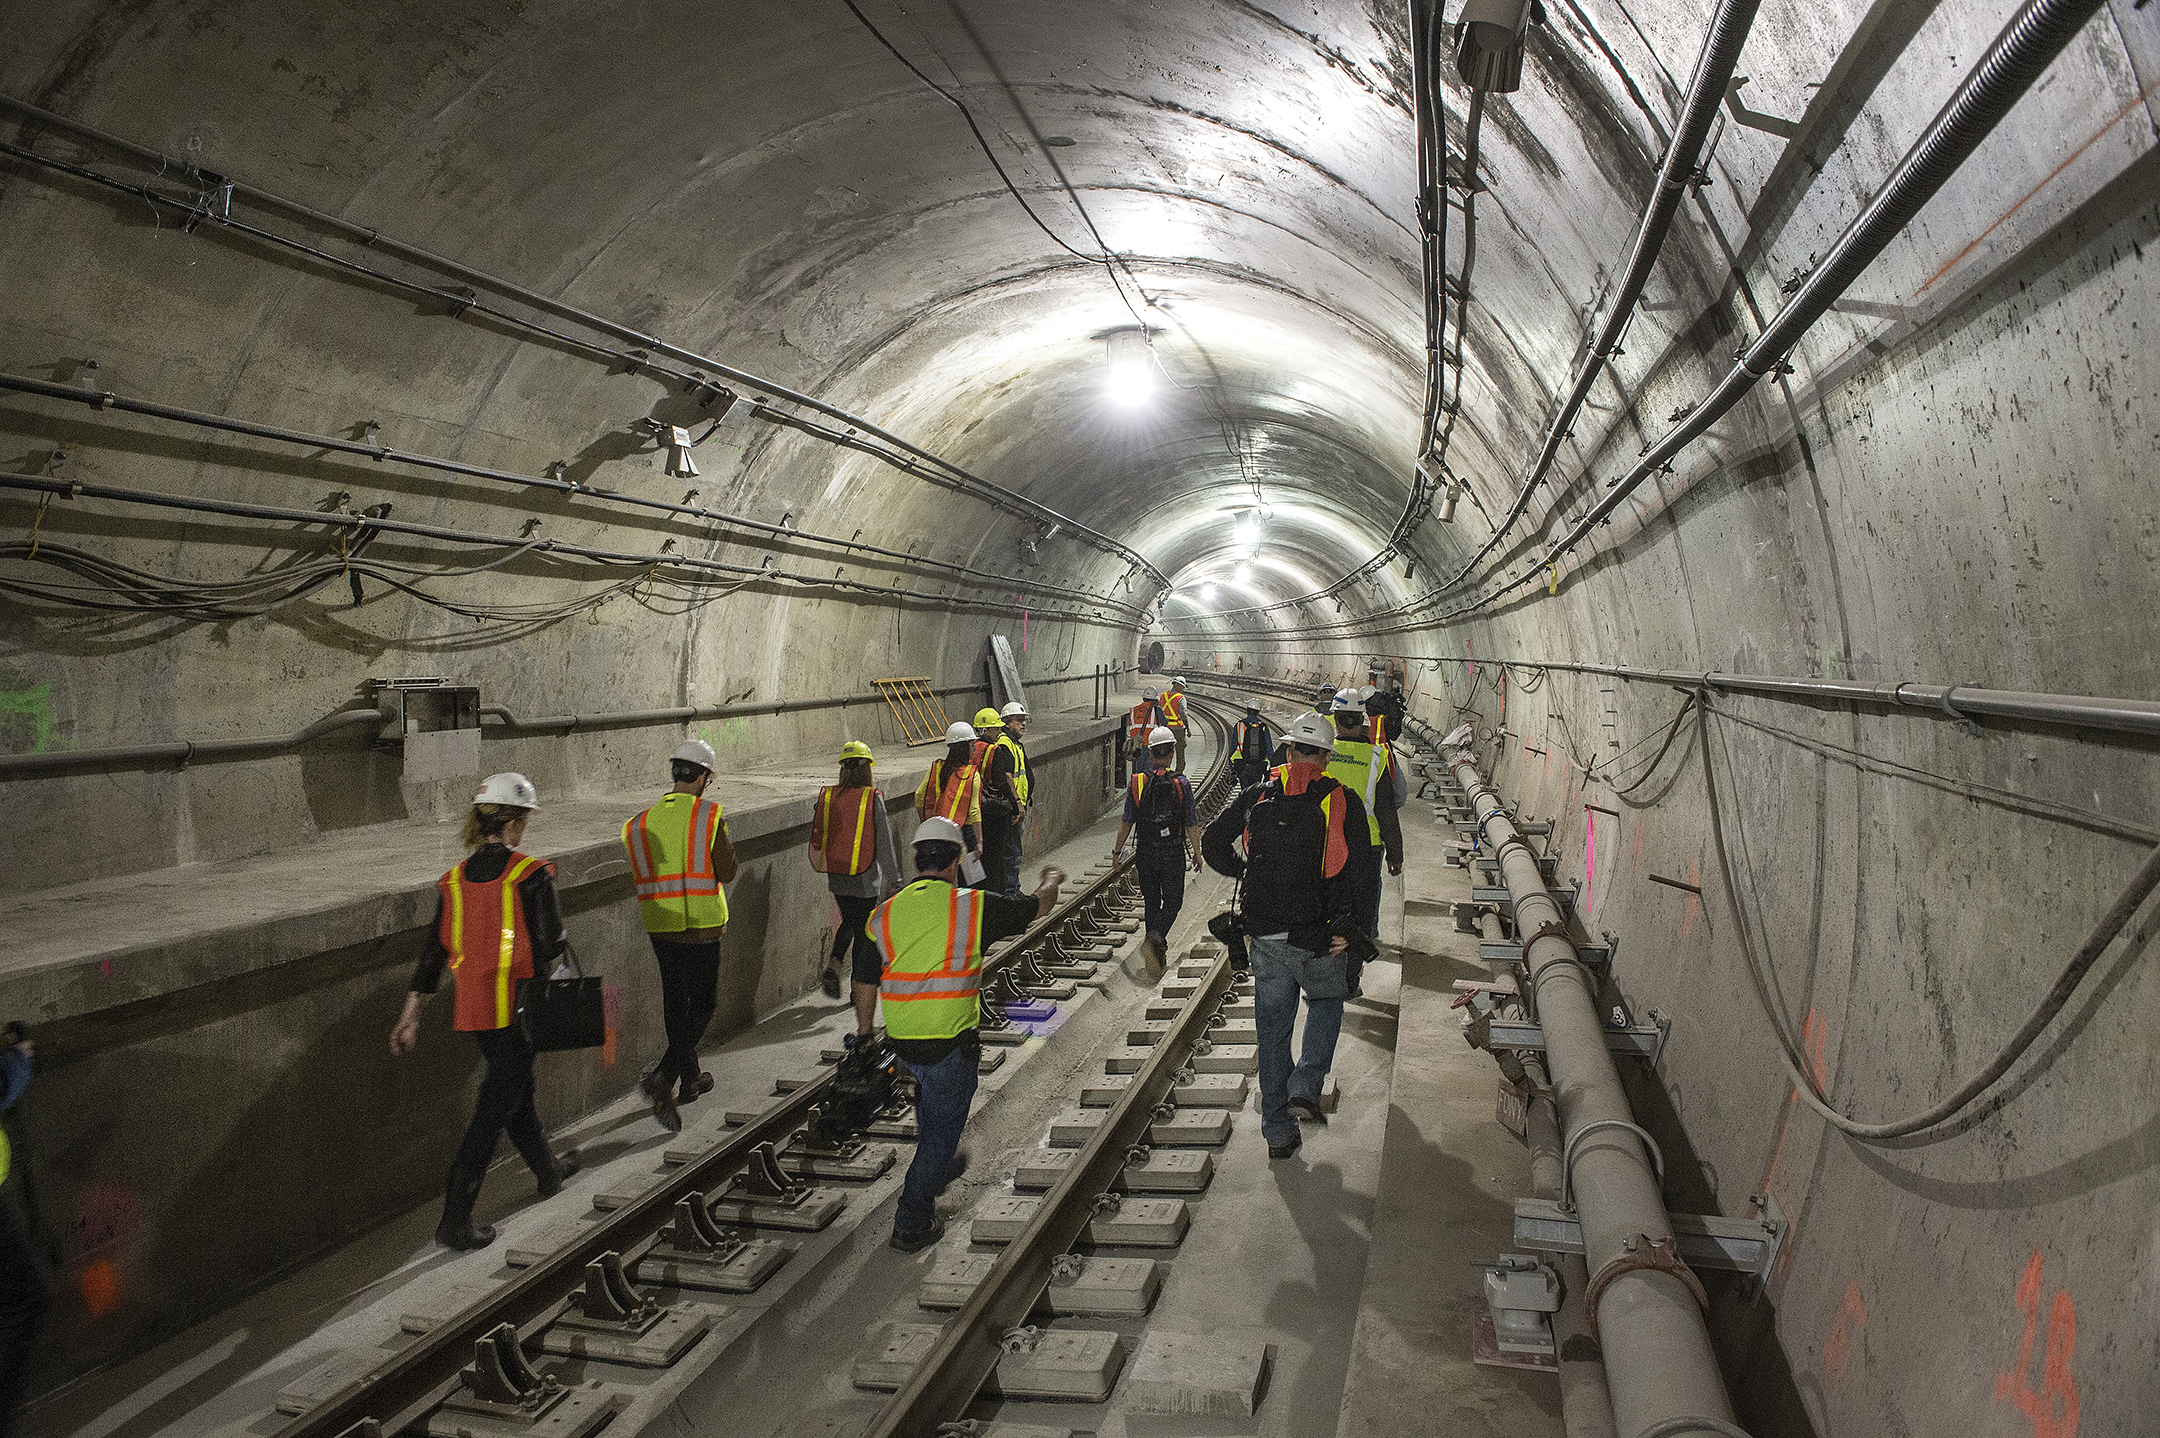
[809,740,901,999]
[390,773,580,1249]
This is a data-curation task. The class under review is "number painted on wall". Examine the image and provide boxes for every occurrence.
[1994,1251,2078,1438]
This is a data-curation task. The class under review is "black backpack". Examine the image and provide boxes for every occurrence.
[1240,776,1342,932]
[1135,773,1185,845]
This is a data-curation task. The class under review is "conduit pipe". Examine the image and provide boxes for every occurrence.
[1542,0,2108,564]
[0,94,1170,592]
[0,706,392,775]
[1447,742,1738,1438]
[0,372,1143,618]
[1522,1051,1621,1438]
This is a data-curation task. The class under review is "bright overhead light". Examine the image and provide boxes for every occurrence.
[1201,583,1219,602]
[1104,329,1154,407]
[1235,561,1252,581]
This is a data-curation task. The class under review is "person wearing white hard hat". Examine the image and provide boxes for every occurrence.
[1201,713,1375,1160]
[914,721,984,882]
[864,815,1066,1251]
[391,773,580,1248]
[620,738,739,1132]
[1111,726,1203,972]
[809,740,901,1000]
[988,700,1033,896]
[1156,676,1190,774]
[1327,693,1403,999]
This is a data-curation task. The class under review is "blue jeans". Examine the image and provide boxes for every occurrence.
[1250,934,1346,1148]
[1002,823,1024,899]
[1136,844,1187,938]
[896,1040,979,1235]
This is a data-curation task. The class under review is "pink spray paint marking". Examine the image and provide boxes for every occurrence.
[1584,809,1596,918]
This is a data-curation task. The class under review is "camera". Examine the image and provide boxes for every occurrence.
[1205,911,1249,972]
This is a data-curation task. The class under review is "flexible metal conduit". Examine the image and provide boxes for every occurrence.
[0,471,1126,630]
[1447,741,1738,1438]
[0,94,1171,592]
[1543,0,2108,563]
[0,373,1145,618]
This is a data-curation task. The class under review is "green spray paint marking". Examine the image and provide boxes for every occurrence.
[0,685,54,754]
[701,718,755,748]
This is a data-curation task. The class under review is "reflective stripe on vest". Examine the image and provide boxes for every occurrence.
[0,1129,9,1187]
[440,852,541,1031]
[996,734,1030,806]
[1254,765,1350,878]
[621,793,731,933]
[1233,719,1267,760]
[1326,737,1387,844]
[1159,691,1185,726]
[922,761,979,825]
[812,785,876,875]
[1127,702,1155,741]
[873,879,988,1040]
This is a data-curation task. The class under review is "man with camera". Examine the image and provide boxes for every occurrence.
[0,1021,50,1438]
[1201,713,1375,1160]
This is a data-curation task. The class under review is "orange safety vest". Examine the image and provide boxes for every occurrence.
[970,738,998,771]
[1126,701,1158,743]
[1159,690,1186,727]
[811,785,878,875]
[437,852,548,1032]
[919,759,980,826]
[1255,764,1351,879]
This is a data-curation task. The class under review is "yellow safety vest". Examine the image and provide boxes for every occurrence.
[0,1129,9,1187]
[996,733,1030,806]
[1325,736,1389,845]
[873,879,989,1040]
[621,793,731,933]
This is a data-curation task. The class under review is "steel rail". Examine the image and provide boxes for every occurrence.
[866,701,1239,1436]
[0,94,1171,591]
[261,704,1231,1437]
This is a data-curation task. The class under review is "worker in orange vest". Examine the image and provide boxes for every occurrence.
[915,721,985,882]
[1157,676,1190,774]
[810,740,901,1000]
[1123,693,1160,780]
[391,772,581,1249]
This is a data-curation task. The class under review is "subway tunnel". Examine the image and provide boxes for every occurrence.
[0,1,2154,1435]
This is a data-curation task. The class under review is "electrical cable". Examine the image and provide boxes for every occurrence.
[1695,694,2160,1142]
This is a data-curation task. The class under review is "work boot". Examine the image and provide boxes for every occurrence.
[508,1119,582,1198]
[936,1149,970,1197]
[676,1070,714,1106]
[533,1150,582,1198]
[1287,1095,1327,1125]
[820,966,843,1000]
[435,1164,496,1250]
[642,1063,682,1133]
[889,1215,946,1253]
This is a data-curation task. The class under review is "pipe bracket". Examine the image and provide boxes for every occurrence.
[1584,1232,1709,1347]
[1559,1117,1664,1213]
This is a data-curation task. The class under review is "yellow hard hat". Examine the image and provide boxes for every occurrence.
[839,740,874,764]
[973,707,1004,729]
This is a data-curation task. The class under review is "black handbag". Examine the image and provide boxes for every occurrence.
[517,943,606,1052]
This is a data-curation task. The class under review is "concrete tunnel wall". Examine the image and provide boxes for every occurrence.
[2,0,2157,1433]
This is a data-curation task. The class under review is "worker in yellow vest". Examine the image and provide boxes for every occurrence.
[622,738,738,1132]
[915,721,984,880]
[989,700,1032,896]
[810,740,901,1001]
[1157,676,1190,774]
[392,772,580,1247]
[1325,695,1403,1000]
[0,1021,48,1431]
[862,816,1064,1250]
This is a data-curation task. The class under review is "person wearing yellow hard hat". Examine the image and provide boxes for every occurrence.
[809,740,901,1000]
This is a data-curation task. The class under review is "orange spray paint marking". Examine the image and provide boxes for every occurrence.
[601,983,626,1068]
[79,1259,121,1317]
[1822,1281,1868,1383]
[1995,1252,2079,1438]
[1800,1008,1830,1089]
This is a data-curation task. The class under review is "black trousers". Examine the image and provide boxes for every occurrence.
[649,935,720,1086]
[453,1025,547,1175]
[977,814,1012,892]
[0,1191,51,1438]
[830,894,882,985]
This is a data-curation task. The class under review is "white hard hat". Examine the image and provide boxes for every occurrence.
[914,816,966,847]
[1172,675,1187,687]
[1285,713,1338,753]
[671,738,717,772]
[1332,693,1365,714]
[945,721,978,744]
[1000,701,1029,718]
[1360,685,1377,700]
[473,772,539,810]
[1148,726,1175,747]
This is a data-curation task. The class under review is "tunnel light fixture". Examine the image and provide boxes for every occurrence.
[1437,479,1462,524]
[1104,329,1154,407]
[1455,0,1537,93]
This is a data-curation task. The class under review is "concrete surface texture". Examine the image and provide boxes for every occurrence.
[2,0,2157,1434]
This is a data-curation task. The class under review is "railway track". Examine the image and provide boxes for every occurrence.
[263,697,1243,1438]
